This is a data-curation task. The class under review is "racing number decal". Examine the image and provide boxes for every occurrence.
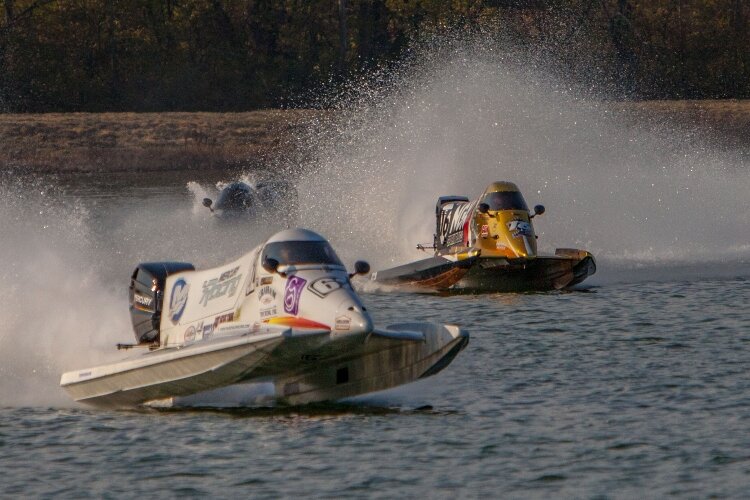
[284,276,307,315]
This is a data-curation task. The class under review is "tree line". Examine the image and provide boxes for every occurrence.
[1,1,748,112]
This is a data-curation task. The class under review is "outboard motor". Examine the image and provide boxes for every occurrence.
[129,262,194,344]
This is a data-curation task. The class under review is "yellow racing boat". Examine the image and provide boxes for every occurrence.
[371,182,595,292]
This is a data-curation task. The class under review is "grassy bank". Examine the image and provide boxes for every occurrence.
[0,110,322,173]
[0,101,747,173]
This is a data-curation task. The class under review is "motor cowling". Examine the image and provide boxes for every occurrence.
[129,262,194,344]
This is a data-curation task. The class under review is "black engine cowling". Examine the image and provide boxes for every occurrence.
[129,262,195,344]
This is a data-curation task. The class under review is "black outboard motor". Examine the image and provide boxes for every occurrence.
[129,262,195,344]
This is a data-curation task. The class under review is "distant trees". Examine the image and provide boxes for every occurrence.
[627,0,750,98]
[0,0,748,111]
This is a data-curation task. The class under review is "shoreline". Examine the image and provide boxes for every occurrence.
[0,109,323,173]
[1,101,748,173]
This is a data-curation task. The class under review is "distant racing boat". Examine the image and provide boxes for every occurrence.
[202,180,299,223]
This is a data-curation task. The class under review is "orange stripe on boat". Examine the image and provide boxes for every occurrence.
[264,317,331,330]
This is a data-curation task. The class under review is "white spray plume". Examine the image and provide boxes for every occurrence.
[293,32,749,281]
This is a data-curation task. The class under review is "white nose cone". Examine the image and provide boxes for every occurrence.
[334,297,373,335]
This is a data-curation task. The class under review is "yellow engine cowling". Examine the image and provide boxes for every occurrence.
[472,182,538,259]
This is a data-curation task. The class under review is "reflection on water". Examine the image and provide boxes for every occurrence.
[150,402,446,419]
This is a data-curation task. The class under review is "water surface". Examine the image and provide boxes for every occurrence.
[3,276,750,497]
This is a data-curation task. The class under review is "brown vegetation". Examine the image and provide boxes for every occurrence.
[0,101,747,173]
[0,109,322,172]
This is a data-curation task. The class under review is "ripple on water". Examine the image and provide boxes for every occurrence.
[1,278,750,496]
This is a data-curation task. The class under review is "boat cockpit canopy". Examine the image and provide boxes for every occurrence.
[480,190,529,212]
[262,240,344,267]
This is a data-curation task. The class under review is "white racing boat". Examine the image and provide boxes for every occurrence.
[60,229,469,409]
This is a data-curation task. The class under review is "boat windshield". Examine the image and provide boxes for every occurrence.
[481,191,529,211]
[262,241,344,267]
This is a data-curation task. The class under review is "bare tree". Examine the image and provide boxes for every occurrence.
[4,0,13,24]
[337,0,347,73]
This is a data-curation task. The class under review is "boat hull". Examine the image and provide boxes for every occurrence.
[370,249,595,293]
[167,323,469,407]
[61,324,469,409]
[60,332,288,409]
[273,323,468,406]
[370,256,477,290]
[453,251,596,292]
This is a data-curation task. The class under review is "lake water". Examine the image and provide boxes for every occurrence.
[1,170,749,497]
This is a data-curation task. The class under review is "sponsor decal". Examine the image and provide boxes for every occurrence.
[213,312,234,329]
[201,266,242,306]
[258,285,277,305]
[184,325,196,343]
[265,316,331,330]
[335,315,351,331]
[78,371,92,378]
[133,293,153,309]
[217,324,250,333]
[169,278,189,324]
[439,201,477,247]
[307,277,349,298]
[219,266,240,282]
[507,219,532,238]
[202,323,214,339]
[260,306,278,319]
[245,260,260,296]
[446,234,462,246]
[480,224,489,237]
[283,276,307,315]
[260,276,273,285]
[194,321,204,339]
